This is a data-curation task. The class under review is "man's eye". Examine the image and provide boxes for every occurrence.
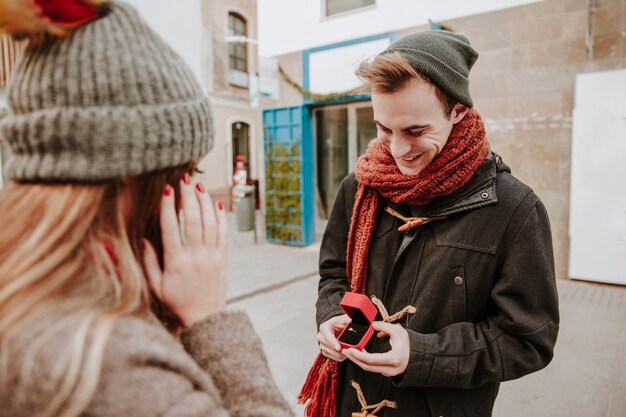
[408,131,424,137]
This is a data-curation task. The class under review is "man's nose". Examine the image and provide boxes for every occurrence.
[389,135,412,159]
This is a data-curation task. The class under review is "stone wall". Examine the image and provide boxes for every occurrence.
[259,51,305,109]
[265,0,625,278]
[441,0,624,279]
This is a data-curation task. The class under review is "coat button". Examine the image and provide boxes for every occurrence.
[481,192,489,199]
[454,276,463,285]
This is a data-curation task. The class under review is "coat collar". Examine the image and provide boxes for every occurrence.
[425,151,508,217]
[387,151,508,218]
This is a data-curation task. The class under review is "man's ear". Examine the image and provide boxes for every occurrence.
[450,104,469,124]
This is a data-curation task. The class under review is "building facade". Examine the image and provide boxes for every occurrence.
[259,0,626,280]
[127,0,262,207]
[200,0,262,207]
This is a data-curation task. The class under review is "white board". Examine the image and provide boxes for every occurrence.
[308,38,390,94]
[569,69,626,285]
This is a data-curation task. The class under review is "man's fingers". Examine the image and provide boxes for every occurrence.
[142,239,163,300]
[372,321,401,335]
[343,349,398,374]
[343,348,401,367]
[332,314,351,330]
[319,325,341,351]
[320,344,346,362]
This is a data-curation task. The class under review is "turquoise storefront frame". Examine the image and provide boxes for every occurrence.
[263,32,398,246]
[302,32,397,106]
[263,105,314,246]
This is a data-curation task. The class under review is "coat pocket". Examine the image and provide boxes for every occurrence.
[450,266,467,322]
[424,388,466,417]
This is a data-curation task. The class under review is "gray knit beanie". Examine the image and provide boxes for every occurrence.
[0,2,213,182]
[382,31,478,107]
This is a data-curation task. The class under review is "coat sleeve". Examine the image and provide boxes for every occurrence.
[316,174,356,328]
[394,199,560,389]
[91,311,293,417]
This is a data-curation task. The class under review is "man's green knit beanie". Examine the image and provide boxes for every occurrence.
[382,30,479,107]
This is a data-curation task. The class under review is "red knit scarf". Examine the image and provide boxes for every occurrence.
[298,109,488,417]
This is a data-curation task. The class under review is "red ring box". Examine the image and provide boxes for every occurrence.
[337,292,378,351]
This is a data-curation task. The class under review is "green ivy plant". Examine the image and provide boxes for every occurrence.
[265,130,303,244]
[279,66,352,102]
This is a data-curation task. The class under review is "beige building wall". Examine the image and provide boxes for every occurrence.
[197,105,263,207]
[262,0,625,279]
[259,51,305,109]
[446,0,625,279]
[200,0,262,211]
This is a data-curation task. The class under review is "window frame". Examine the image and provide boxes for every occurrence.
[227,12,248,73]
[321,0,376,19]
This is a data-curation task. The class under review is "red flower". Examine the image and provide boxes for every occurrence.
[0,0,108,41]
[35,0,105,27]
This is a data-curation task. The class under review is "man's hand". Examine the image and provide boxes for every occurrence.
[317,314,351,362]
[342,321,410,377]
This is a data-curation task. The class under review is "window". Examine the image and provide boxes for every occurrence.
[314,103,374,233]
[324,0,375,17]
[228,12,247,72]
[232,121,250,177]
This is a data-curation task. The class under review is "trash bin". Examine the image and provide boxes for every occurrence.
[232,184,256,232]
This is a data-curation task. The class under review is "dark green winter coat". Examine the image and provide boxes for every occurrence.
[316,152,560,417]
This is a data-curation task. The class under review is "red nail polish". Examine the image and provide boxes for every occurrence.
[141,240,146,250]
[218,201,224,210]
[183,172,191,185]
[164,184,172,196]
[196,183,205,193]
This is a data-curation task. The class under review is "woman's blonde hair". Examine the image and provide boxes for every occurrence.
[0,163,193,416]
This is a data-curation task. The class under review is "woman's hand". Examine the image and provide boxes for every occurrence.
[143,175,228,327]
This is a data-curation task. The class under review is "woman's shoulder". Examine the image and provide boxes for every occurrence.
[2,311,218,417]
[105,313,188,359]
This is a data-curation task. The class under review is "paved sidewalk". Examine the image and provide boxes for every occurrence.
[226,212,319,302]
[226,215,626,417]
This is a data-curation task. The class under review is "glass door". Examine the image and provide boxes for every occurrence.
[314,102,375,237]
[315,107,348,228]
[356,106,376,157]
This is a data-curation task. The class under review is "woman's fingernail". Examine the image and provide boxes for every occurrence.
[164,184,172,196]
[183,172,191,185]
[218,201,224,211]
[196,182,205,193]
[141,240,146,250]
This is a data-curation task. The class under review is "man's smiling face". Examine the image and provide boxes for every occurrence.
[372,78,467,176]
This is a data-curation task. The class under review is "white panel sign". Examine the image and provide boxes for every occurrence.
[569,69,626,285]
[308,38,390,94]
[260,57,280,99]
[249,74,259,108]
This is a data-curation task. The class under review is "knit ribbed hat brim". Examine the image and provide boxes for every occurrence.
[383,31,478,107]
[4,98,212,180]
